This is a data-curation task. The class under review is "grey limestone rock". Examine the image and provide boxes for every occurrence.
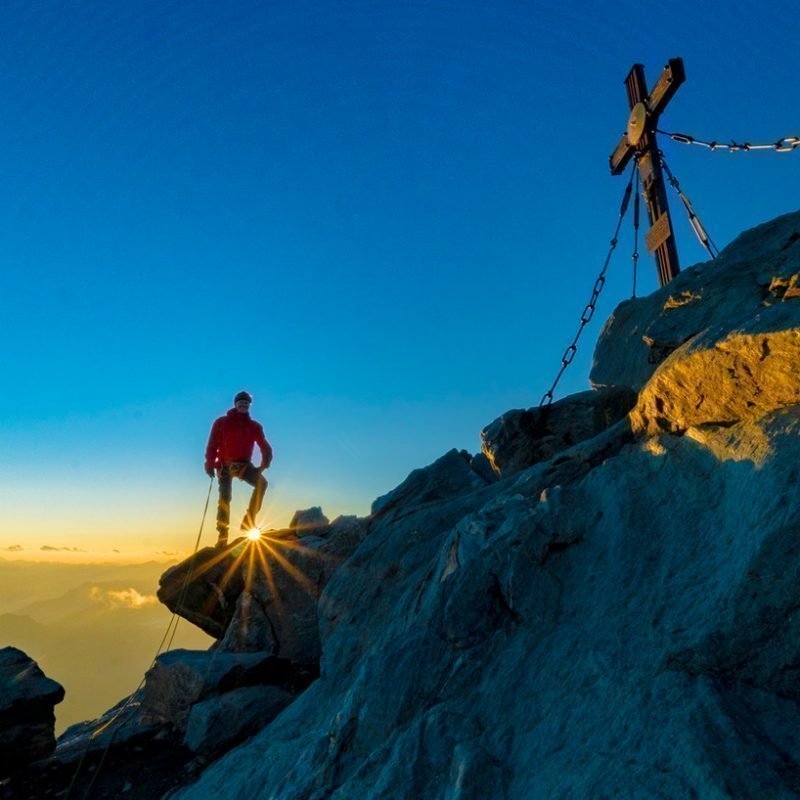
[591,209,800,392]
[142,649,276,731]
[631,301,800,435]
[468,450,499,484]
[168,210,800,800]
[0,647,64,774]
[159,515,370,674]
[141,649,317,735]
[371,447,489,524]
[216,591,277,654]
[183,685,294,756]
[481,385,637,477]
[289,506,330,533]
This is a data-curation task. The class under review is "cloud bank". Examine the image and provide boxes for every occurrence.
[89,586,158,609]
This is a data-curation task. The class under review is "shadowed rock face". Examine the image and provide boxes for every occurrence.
[0,648,64,774]
[19,211,800,799]
[164,210,800,800]
[158,516,368,661]
[481,386,637,477]
[289,507,330,533]
[142,649,317,739]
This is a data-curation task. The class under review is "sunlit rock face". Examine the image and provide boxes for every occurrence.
[591,209,800,395]
[168,210,800,800]
[0,648,64,774]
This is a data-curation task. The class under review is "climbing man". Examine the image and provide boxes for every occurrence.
[204,391,273,547]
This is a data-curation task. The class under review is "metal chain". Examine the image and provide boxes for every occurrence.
[657,129,800,153]
[632,168,640,299]
[538,159,637,413]
[659,152,720,259]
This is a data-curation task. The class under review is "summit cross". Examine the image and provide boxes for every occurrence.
[609,58,685,287]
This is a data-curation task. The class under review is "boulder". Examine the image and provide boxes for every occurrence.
[183,685,294,755]
[316,515,369,582]
[216,590,277,653]
[468,451,499,484]
[142,650,273,731]
[591,209,800,392]
[141,649,317,733]
[371,448,489,525]
[0,647,64,773]
[159,510,371,666]
[480,386,636,477]
[289,507,330,533]
[158,535,323,661]
[631,303,800,436]
[157,541,253,639]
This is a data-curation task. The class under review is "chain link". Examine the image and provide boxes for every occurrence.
[538,160,637,413]
[659,152,720,259]
[632,168,640,298]
[657,130,800,153]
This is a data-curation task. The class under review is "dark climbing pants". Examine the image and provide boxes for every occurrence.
[216,461,268,540]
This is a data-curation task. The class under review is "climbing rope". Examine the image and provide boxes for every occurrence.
[64,476,214,800]
[538,158,637,413]
[658,152,720,260]
[657,130,800,153]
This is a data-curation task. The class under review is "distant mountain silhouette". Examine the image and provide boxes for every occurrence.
[0,569,212,733]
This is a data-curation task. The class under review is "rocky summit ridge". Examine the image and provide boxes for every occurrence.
[5,208,800,799]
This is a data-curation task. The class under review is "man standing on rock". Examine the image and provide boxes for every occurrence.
[205,391,273,546]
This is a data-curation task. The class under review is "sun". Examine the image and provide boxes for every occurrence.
[246,528,262,542]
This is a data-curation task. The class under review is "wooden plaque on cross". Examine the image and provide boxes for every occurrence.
[609,58,685,287]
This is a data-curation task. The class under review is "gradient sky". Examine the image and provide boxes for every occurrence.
[1,0,798,560]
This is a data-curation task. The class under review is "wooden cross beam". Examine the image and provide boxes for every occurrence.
[609,58,685,287]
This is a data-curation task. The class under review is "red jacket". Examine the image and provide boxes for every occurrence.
[205,409,273,470]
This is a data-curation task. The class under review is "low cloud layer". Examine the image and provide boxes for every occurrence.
[89,586,158,609]
[41,546,86,552]
[4,545,23,551]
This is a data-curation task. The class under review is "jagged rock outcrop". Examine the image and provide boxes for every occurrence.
[481,385,637,476]
[183,685,295,756]
[0,648,64,774]
[591,209,800,393]
[589,211,800,437]
[370,447,493,524]
[166,211,800,800]
[158,514,367,661]
[16,211,800,799]
[289,507,330,533]
[142,649,317,752]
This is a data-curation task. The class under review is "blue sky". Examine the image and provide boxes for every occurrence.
[1,0,798,557]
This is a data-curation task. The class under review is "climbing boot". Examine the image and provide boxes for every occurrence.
[216,528,229,548]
